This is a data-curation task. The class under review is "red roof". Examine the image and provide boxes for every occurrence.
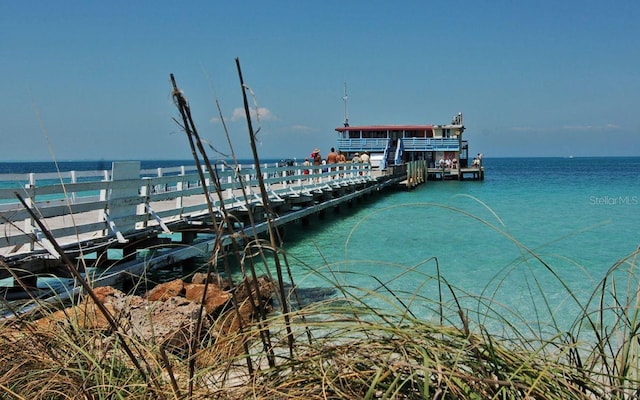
[335,125,434,132]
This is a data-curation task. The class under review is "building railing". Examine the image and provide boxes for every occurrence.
[337,137,460,153]
[401,137,460,151]
[336,138,390,152]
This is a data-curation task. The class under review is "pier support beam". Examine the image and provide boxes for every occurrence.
[179,230,197,244]
[13,274,37,290]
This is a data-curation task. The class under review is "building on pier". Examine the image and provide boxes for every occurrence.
[334,112,483,180]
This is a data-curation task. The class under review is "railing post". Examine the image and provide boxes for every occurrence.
[245,171,251,196]
[201,164,210,188]
[99,170,109,232]
[226,176,233,200]
[157,167,167,193]
[24,173,35,250]
[138,178,151,228]
[282,164,289,188]
[70,171,77,203]
[107,161,141,239]
[175,166,185,209]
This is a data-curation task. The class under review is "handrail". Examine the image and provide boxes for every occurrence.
[380,140,389,171]
[0,161,374,256]
[394,138,403,165]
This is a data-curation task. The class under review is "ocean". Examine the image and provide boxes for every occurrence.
[270,156,640,337]
[2,157,639,338]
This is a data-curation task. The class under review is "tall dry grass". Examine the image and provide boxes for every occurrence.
[2,233,640,399]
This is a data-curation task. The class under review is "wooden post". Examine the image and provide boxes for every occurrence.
[175,165,185,209]
[108,161,141,238]
[24,173,35,251]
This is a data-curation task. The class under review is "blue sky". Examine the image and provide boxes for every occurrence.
[1,1,638,161]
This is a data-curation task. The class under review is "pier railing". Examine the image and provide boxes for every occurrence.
[0,161,376,257]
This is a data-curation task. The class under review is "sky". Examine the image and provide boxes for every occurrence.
[1,1,639,161]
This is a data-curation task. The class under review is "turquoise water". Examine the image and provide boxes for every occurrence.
[3,157,639,338]
[274,157,640,337]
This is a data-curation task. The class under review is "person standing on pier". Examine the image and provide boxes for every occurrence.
[312,149,322,166]
[327,147,338,164]
[311,149,322,182]
[336,151,347,177]
[326,147,338,176]
[303,158,311,176]
[360,151,370,164]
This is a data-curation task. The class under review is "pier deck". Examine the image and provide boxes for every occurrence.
[0,161,409,298]
[427,166,485,181]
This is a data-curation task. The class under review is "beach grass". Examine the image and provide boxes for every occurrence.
[1,235,640,399]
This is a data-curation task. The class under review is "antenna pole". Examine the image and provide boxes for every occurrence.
[343,82,349,127]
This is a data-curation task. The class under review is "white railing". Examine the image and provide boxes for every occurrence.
[401,137,460,151]
[336,138,389,152]
[0,161,374,257]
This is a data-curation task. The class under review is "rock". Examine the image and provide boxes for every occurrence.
[234,275,275,314]
[91,285,118,304]
[184,283,231,315]
[145,278,185,301]
[75,302,117,331]
[87,286,128,310]
[30,276,276,361]
[34,302,117,332]
[191,272,230,289]
[195,299,258,367]
[126,295,207,356]
[33,286,126,332]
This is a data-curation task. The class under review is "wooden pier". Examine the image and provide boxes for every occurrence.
[0,160,409,299]
[427,166,485,181]
[399,160,484,190]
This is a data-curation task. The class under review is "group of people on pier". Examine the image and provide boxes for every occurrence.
[438,157,458,169]
[472,153,484,167]
[303,147,370,176]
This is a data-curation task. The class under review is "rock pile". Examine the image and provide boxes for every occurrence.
[34,273,275,357]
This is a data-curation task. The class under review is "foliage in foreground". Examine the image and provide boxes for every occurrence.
[2,246,640,400]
